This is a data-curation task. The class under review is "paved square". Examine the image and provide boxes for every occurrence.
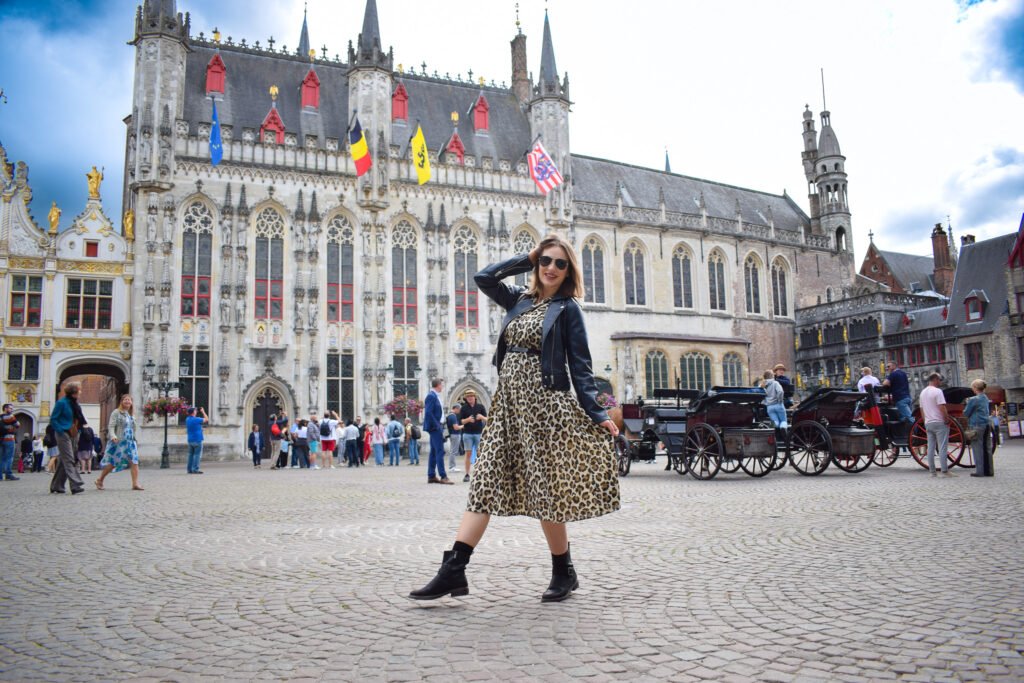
[2,443,1022,682]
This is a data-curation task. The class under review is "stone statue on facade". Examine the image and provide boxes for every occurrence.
[235,296,246,326]
[139,132,152,172]
[159,297,170,324]
[308,376,318,408]
[219,296,231,324]
[47,202,61,235]
[144,294,155,323]
[86,166,103,199]
[146,210,157,243]
[218,381,228,410]
[123,209,135,241]
[221,217,232,248]
[375,230,386,257]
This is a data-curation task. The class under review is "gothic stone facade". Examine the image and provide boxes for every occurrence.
[122,1,857,461]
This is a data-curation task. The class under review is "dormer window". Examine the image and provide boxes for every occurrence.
[205,53,226,95]
[301,69,320,109]
[446,131,465,164]
[473,94,489,132]
[260,107,285,145]
[392,83,409,122]
[964,289,989,322]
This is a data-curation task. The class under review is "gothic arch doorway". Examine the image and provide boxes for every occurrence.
[56,360,128,441]
[250,386,284,461]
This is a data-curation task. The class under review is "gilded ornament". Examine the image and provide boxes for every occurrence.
[57,259,124,275]
[123,209,135,240]
[86,166,103,199]
[4,337,38,349]
[8,257,44,270]
[53,338,121,351]
[48,201,61,235]
[41,400,51,417]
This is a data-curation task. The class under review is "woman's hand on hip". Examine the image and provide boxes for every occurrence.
[599,420,618,437]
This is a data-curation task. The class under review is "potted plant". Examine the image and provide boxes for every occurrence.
[142,396,191,423]
[381,394,423,421]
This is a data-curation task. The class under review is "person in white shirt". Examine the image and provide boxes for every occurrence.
[919,372,951,476]
[330,413,345,465]
[856,367,880,393]
[344,420,360,467]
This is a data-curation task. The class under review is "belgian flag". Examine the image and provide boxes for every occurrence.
[348,117,372,177]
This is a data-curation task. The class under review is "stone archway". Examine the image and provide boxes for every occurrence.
[56,359,128,441]
[249,386,285,462]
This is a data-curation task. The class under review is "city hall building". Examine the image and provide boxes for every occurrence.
[2,0,861,461]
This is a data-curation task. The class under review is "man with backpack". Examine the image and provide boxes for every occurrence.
[319,411,338,465]
[405,417,421,466]
[386,415,404,466]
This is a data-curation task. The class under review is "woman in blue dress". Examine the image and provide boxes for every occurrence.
[95,395,143,491]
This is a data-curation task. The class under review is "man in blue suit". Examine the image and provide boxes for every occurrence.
[424,377,454,485]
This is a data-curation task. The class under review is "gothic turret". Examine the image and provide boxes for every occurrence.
[348,0,393,70]
[528,10,572,227]
[813,109,850,250]
[297,5,310,57]
[132,0,190,44]
[348,0,393,208]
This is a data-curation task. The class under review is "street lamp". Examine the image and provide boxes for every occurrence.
[146,359,181,469]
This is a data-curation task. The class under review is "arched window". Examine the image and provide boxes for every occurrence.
[708,251,727,311]
[744,255,761,314]
[826,286,834,303]
[392,83,408,122]
[681,352,712,392]
[326,215,355,322]
[181,202,213,317]
[513,230,537,287]
[392,221,418,324]
[453,225,479,328]
[645,350,668,398]
[835,227,847,252]
[624,240,646,306]
[582,237,605,304]
[771,258,789,317]
[672,245,693,309]
[722,352,743,387]
[254,207,285,320]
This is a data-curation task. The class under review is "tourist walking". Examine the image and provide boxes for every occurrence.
[459,389,487,479]
[331,413,345,465]
[344,420,360,467]
[370,417,386,466]
[43,424,58,473]
[386,415,403,466]
[31,433,44,473]
[355,417,367,464]
[319,411,338,467]
[19,433,32,475]
[411,235,620,603]
[363,423,373,463]
[271,412,289,469]
[308,414,323,469]
[48,382,87,494]
[248,424,264,468]
[77,424,95,475]
[405,417,421,465]
[919,372,952,476]
[423,379,452,484]
[94,395,143,491]
[185,406,208,474]
[446,403,463,474]
[1,403,20,481]
[963,379,992,477]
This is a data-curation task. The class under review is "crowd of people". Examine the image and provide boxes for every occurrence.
[249,397,488,482]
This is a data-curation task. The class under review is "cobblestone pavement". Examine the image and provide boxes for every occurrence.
[1,441,1022,683]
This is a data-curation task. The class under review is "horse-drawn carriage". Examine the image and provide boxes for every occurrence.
[613,387,778,480]
[783,388,877,475]
[871,386,973,470]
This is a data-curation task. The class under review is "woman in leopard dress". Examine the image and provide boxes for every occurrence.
[410,234,620,603]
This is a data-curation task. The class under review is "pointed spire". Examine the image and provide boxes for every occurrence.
[298,3,310,57]
[664,149,671,174]
[538,10,561,95]
[237,184,249,217]
[222,183,233,214]
[293,189,306,222]
[308,190,320,223]
[425,203,435,231]
[360,0,381,53]
[438,203,448,232]
[487,208,496,239]
[499,209,508,240]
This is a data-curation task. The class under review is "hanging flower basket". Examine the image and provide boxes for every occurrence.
[142,396,191,423]
[381,394,423,419]
[596,392,618,409]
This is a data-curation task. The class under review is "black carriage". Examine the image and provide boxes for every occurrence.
[614,389,698,476]
[871,386,972,469]
[679,387,778,480]
[785,388,877,476]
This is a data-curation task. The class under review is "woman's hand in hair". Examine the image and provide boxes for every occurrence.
[599,420,618,437]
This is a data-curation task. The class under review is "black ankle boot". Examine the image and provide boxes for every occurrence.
[409,543,472,600]
[541,545,579,603]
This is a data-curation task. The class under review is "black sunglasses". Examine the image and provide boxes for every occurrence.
[538,255,569,270]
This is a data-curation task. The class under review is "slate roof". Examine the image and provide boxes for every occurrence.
[877,250,935,292]
[893,305,948,334]
[946,232,1017,335]
[571,156,810,232]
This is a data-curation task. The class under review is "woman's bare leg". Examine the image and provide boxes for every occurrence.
[455,511,490,547]
[130,463,142,489]
[95,464,114,487]
[540,521,569,555]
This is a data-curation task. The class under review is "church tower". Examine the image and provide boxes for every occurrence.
[528,11,572,228]
[813,109,851,253]
[800,105,820,236]
[347,0,394,209]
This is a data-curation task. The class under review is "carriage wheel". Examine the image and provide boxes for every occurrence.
[671,450,688,475]
[872,442,899,467]
[739,447,777,478]
[683,424,722,480]
[787,422,832,476]
[615,435,631,477]
[909,419,965,469]
[832,451,872,473]
[720,456,742,474]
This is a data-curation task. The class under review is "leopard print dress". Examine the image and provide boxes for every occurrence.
[466,300,620,523]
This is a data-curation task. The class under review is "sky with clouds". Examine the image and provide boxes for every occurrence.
[1,0,1022,263]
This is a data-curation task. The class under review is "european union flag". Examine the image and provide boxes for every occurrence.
[209,100,223,166]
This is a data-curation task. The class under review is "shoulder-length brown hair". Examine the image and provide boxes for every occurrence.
[118,394,134,416]
[525,233,585,300]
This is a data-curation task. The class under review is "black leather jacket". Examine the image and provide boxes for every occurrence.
[475,253,609,424]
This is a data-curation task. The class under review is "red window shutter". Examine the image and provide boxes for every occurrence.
[392,84,408,121]
[260,107,286,145]
[301,69,320,109]
[446,132,465,164]
[473,95,489,132]
[206,54,226,95]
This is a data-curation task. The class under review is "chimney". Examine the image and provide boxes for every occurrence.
[931,223,954,296]
[510,33,530,106]
[961,234,976,246]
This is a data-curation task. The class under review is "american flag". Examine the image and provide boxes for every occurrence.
[527,141,564,195]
